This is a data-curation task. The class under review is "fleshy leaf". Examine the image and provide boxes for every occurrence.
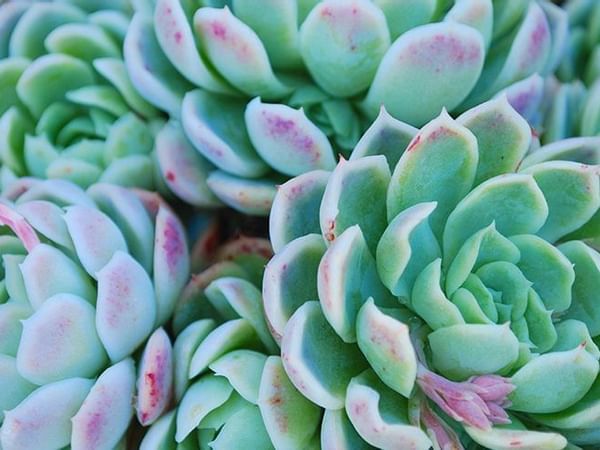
[345,370,432,450]
[193,6,290,99]
[445,0,493,49]
[263,233,326,342]
[499,73,545,124]
[269,170,329,253]
[188,319,259,378]
[429,323,520,380]
[45,23,120,62]
[320,156,390,252]
[387,111,478,238]
[63,204,128,279]
[532,376,600,430]
[124,13,192,117]
[457,96,531,184]
[175,375,233,443]
[154,0,233,93]
[519,137,600,169]
[559,241,600,336]
[350,106,417,170]
[245,98,336,176]
[16,54,94,118]
[8,2,85,59]
[208,404,275,450]
[0,378,93,450]
[364,22,484,126]
[464,420,567,450]
[356,299,417,397]
[443,174,548,264]
[523,289,557,353]
[206,171,277,216]
[258,355,322,449]
[299,0,390,97]
[173,319,216,401]
[137,328,173,426]
[318,225,394,343]
[0,301,31,356]
[373,0,435,39]
[17,294,107,385]
[87,183,155,273]
[0,355,35,422]
[205,277,277,353]
[155,120,220,207]
[521,162,600,243]
[181,89,269,178]
[210,350,266,404]
[20,243,95,309]
[281,301,368,409]
[511,234,575,312]
[411,259,465,330]
[376,202,440,299]
[321,408,375,450]
[71,359,136,450]
[233,0,302,70]
[96,251,157,362]
[153,205,190,326]
[509,346,599,413]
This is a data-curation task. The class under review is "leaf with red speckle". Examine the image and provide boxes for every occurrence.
[153,205,190,326]
[364,22,484,126]
[63,204,128,279]
[136,328,174,426]
[245,98,336,177]
[96,251,157,362]
[71,359,136,450]
[193,6,290,99]
[155,120,221,208]
[299,0,390,97]
[154,0,234,94]
[17,294,107,385]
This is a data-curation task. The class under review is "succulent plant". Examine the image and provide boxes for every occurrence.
[263,96,600,449]
[0,0,167,193]
[0,179,190,449]
[125,0,568,215]
[140,240,326,449]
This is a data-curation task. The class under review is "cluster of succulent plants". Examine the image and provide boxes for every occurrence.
[125,0,569,215]
[0,1,600,450]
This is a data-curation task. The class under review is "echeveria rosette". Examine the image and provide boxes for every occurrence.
[0,179,190,450]
[264,96,600,449]
[141,251,322,449]
[0,1,169,194]
[125,0,567,215]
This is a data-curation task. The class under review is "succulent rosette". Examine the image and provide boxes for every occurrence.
[0,179,190,450]
[0,0,167,193]
[140,240,324,449]
[262,96,600,449]
[125,0,567,215]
